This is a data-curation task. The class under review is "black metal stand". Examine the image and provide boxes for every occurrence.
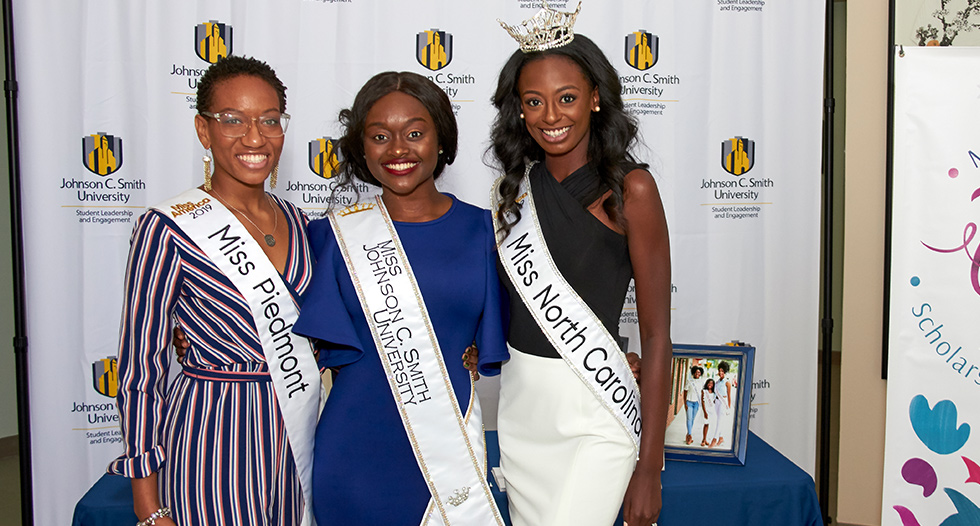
[818,0,836,523]
[2,0,32,523]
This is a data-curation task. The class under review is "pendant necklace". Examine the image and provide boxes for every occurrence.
[209,190,279,247]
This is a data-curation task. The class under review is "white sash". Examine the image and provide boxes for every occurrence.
[154,188,320,526]
[330,196,504,526]
[491,164,642,453]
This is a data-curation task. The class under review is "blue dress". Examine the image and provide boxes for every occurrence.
[293,196,509,526]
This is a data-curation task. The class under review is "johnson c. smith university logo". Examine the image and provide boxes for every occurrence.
[625,30,658,71]
[722,136,755,176]
[82,133,123,176]
[309,137,342,179]
[196,21,232,64]
[417,29,452,71]
[92,357,118,398]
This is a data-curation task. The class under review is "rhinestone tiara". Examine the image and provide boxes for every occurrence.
[498,1,582,53]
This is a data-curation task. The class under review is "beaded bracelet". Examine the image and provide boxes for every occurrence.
[136,507,171,526]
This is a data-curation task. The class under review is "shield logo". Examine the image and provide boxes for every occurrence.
[195,21,232,64]
[625,30,658,71]
[721,136,756,176]
[309,137,342,179]
[417,29,453,71]
[92,357,118,398]
[82,133,123,176]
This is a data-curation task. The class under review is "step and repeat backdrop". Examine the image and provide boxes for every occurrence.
[11,1,824,523]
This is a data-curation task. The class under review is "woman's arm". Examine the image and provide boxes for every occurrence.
[619,168,672,526]
[107,212,182,517]
[132,474,175,526]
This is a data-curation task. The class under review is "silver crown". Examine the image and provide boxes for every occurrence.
[498,1,582,53]
[446,486,471,507]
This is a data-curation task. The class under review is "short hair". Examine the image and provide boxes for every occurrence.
[691,365,704,376]
[336,71,458,189]
[196,56,287,114]
[718,361,730,373]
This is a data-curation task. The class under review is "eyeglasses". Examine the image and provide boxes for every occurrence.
[200,111,291,138]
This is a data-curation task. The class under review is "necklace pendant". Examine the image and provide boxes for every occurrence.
[264,235,276,247]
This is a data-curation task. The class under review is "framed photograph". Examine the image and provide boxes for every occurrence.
[664,343,755,465]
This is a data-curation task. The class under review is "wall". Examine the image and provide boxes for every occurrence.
[837,0,888,522]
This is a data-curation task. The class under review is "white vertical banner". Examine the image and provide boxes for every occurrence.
[12,1,823,523]
[609,0,824,474]
[883,46,980,525]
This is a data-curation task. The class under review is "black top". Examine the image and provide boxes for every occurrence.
[499,162,633,358]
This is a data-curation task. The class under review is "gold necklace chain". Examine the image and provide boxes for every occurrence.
[208,189,279,247]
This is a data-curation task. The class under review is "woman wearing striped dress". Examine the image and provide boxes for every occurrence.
[108,56,317,526]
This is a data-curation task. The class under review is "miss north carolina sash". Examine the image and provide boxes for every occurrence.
[492,163,642,453]
[330,197,503,526]
[154,188,320,526]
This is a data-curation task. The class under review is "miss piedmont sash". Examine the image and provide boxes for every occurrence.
[154,188,320,526]
[330,197,504,526]
[491,163,642,453]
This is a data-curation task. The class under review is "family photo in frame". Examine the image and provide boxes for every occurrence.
[663,343,756,465]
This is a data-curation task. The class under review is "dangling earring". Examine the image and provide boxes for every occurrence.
[270,164,278,189]
[203,150,212,191]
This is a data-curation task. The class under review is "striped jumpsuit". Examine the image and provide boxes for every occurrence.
[108,194,313,525]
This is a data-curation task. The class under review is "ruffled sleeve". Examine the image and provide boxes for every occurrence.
[293,217,365,368]
[107,211,180,478]
[475,211,510,377]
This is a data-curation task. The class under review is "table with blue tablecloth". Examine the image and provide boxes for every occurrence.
[658,432,823,526]
[75,431,821,526]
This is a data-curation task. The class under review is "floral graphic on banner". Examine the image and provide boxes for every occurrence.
[920,165,980,298]
[893,395,979,525]
[914,0,980,46]
[895,0,980,46]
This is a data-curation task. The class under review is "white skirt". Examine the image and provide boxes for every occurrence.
[497,349,637,526]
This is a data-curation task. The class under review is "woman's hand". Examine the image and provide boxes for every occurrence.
[172,326,190,364]
[462,343,479,381]
[623,468,662,526]
[626,352,641,381]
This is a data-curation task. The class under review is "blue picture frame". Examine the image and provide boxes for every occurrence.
[664,343,755,465]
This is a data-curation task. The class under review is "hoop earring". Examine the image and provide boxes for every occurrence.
[270,164,278,189]
[203,150,212,191]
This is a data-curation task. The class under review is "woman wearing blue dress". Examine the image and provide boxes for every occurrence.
[293,71,508,525]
